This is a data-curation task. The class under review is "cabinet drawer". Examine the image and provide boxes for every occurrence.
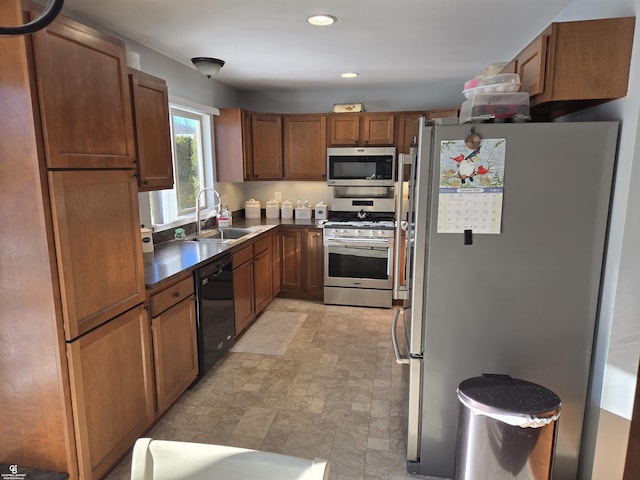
[149,276,194,317]
[233,244,253,268]
[253,235,271,255]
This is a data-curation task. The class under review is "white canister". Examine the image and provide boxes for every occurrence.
[281,200,293,219]
[245,199,261,219]
[314,202,328,220]
[141,227,154,253]
[266,199,280,218]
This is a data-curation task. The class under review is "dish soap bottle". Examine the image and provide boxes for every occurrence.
[218,206,231,228]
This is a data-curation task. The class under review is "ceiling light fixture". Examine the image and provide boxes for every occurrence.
[341,72,359,79]
[307,14,337,26]
[191,57,226,78]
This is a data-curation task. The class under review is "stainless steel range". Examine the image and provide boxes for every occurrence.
[323,186,396,308]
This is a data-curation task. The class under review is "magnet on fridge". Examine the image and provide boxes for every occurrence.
[464,229,473,245]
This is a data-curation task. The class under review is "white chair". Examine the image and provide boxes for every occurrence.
[130,438,330,480]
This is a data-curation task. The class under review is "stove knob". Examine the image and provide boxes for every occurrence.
[331,229,338,235]
[377,230,385,237]
[354,230,361,236]
[340,229,347,236]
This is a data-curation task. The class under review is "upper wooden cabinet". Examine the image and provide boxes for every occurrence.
[395,112,422,155]
[251,113,284,179]
[284,114,327,180]
[328,113,395,146]
[503,17,635,119]
[30,10,136,169]
[48,169,146,340]
[214,108,253,182]
[128,68,174,191]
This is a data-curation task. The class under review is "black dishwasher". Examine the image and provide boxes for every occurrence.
[193,255,235,382]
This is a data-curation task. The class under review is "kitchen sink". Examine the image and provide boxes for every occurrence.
[191,227,254,242]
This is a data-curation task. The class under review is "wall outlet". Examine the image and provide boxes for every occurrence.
[274,191,282,202]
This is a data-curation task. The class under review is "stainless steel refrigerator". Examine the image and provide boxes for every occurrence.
[392,118,619,479]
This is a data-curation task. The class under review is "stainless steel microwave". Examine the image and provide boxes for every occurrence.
[326,147,396,186]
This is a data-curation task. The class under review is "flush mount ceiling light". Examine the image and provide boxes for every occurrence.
[191,57,225,78]
[341,72,359,79]
[307,14,337,26]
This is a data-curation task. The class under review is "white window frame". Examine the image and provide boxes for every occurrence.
[148,98,219,232]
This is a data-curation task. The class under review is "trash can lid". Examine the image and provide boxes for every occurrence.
[458,374,561,419]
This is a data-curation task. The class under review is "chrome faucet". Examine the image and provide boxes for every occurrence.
[194,187,221,236]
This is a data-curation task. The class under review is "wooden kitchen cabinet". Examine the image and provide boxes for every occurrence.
[232,244,256,335]
[328,113,395,146]
[278,227,323,300]
[272,231,282,298]
[214,107,253,182]
[251,112,283,179]
[394,111,422,155]
[0,4,148,478]
[128,68,174,191]
[48,169,146,341]
[502,17,635,119]
[253,235,273,314]
[66,305,155,480]
[148,275,198,415]
[29,9,136,169]
[232,234,274,336]
[284,114,327,180]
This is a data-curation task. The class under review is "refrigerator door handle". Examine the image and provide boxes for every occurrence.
[393,153,414,300]
[391,308,410,364]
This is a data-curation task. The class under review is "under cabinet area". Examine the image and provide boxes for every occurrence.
[128,68,173,191]
[147,275,198,415]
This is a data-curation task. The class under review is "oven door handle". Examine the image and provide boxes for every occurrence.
[324,239,392,247]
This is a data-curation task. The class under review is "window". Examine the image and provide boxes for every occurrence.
[148,100,218,230]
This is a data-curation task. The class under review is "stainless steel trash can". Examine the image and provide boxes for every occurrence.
[454,374,561,480]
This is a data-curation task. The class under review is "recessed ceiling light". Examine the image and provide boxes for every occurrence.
[341,72,359,79]
[307,14,337,26]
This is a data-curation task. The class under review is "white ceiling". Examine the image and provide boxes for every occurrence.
[61,0,573,91]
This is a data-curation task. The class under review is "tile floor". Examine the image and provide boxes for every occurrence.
[106,298,440,480]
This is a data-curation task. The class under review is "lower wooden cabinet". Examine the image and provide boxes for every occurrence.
[66,304,155,480]
[253,235,273,314]
[148,275,198,415]
[278,227,323,300]
[233,244,256,335]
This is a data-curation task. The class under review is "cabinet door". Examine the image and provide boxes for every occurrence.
[251,113,283,179]
[129,69,173,191]
[284,114,327,180]
[279,229,303,291]
[48,170,146,340]
[214,108,253,182]
[514,32,548,97]
[233,259,255,335]
[362,113,395,145]
[306,229,324,297]
[31,12,136,169]
[329,115,360,146]
[67,305,154,480]
[254,248,273,314]
[394,112,422,154]
[152,296,198,414]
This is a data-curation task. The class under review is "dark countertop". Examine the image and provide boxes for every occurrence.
[144,217,323,289]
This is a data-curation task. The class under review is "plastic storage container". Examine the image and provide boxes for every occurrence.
[463,73,522,99]
[245,199,261,219]
[266,199,280,219]
[454,374,561,480]
[460,92,530,123]
[281,200,293,219]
